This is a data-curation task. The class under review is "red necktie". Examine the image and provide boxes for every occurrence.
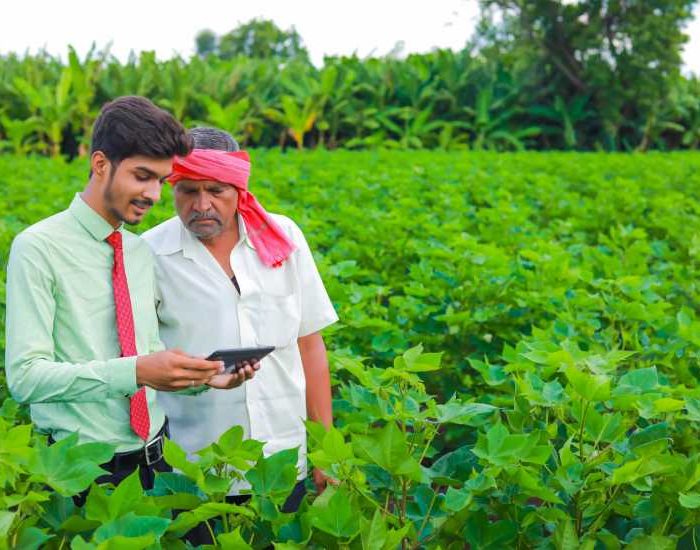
[106,231,151,441]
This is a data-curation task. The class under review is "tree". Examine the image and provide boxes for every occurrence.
[216,19,308,61]
[195,30,217,58]
[477,0,698,150]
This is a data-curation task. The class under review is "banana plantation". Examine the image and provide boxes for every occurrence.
[1,43,699,158]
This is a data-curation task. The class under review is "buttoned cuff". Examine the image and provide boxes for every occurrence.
[107,356,138,397]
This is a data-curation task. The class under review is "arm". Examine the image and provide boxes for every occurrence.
[5,233,137,404]
[5,234,223,404]
[299,331,334,494]
[299,332,333,429]
[290,220,339,491]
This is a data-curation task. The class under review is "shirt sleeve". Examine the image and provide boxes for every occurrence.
[149,267,166,354]
[4,233,138,404]
[291,222,339,337]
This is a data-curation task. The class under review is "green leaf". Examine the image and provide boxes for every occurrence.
[149,472,204,498]
[516,469,563,504]
[353,422,423,481]
[679,492,700,509]
[93,513,169,543]
[0,511,15,537]
[29,434,113,496]
[611,455,678,485]
[167,502,253,537]
[629,423,669,453]
[625,535,675,550]
[472,423,550,467]
[614,367,659,395]
[217,527,253,549]
[105,470,144,521]
[565,367,611,402]
[397,345,443,372]
[162,438,202,482]
[444,487,472,512]
[360,509,388,549]
[306,486,360,539]
[426,445,478,485]
[463,510,517,549]
[42,493,75,531]
[552,518,578,550]
[685,397,700,421]
[435,398,498,425]
[15,527,53,550]
[245,447,299,505]
[652,397,685,413]
[308,424,355,470]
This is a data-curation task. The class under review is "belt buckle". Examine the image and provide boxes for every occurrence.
[144,435,163,466]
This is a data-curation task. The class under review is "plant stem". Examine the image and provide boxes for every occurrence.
[412,488,440,549]
[661,507,673,535]
[206,520,217,546]
[578,400,590,463]
[588,485,621,534]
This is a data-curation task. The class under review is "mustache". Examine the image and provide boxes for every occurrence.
[187,211,222,225]
[131,199,154,209]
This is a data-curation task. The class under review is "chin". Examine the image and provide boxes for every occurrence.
[123,213,145,226]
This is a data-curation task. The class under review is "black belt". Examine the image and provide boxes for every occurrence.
[111,421,168,469]
[48,420,168,469]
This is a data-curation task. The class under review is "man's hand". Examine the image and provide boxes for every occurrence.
[312,467,336,495]
[136,349,224,391]
[207,360,260,389]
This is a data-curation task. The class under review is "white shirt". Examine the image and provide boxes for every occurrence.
[142,213,338,491]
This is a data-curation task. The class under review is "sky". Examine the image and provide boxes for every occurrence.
[2,0,699,75]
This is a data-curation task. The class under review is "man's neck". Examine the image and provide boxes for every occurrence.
[81,183,120,229]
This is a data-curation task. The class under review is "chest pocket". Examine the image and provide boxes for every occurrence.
[253,293,301,349]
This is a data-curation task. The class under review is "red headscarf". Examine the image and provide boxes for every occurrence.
[168,149,295,268]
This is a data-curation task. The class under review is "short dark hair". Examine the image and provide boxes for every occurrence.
[91,96,192,164]
[189,127,240,152]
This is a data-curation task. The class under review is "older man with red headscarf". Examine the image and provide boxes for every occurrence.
[142,128,338,512]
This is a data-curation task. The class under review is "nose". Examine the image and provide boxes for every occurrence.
[143,178,162,203]
[193,191,212,212]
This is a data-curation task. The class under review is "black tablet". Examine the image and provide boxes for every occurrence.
[206,346,275,373]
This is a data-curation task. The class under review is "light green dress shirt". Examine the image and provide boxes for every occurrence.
[4,194,165,452]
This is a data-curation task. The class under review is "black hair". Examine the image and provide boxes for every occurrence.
[91,96,192,165]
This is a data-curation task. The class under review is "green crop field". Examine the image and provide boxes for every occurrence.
[2,150,700,548]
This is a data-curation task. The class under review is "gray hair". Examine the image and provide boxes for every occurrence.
[188,127,240,152]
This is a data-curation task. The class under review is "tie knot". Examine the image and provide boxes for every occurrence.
[106,231,123,250]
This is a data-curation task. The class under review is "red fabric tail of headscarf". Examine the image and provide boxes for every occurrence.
[169,149,295,267]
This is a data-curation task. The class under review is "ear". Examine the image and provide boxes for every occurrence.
[90,151,111,181]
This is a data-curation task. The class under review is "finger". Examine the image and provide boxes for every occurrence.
[181,358,225,373]
[208,373,241,389]
[175,368,220,382]
[172,378,205,388]
[251,361,261,371]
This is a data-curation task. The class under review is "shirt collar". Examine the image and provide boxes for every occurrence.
[163,213,254,257]
[68,193,120,241]
[237,213,256,250]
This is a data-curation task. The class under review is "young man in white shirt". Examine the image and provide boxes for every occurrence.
[142,128,338,510]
